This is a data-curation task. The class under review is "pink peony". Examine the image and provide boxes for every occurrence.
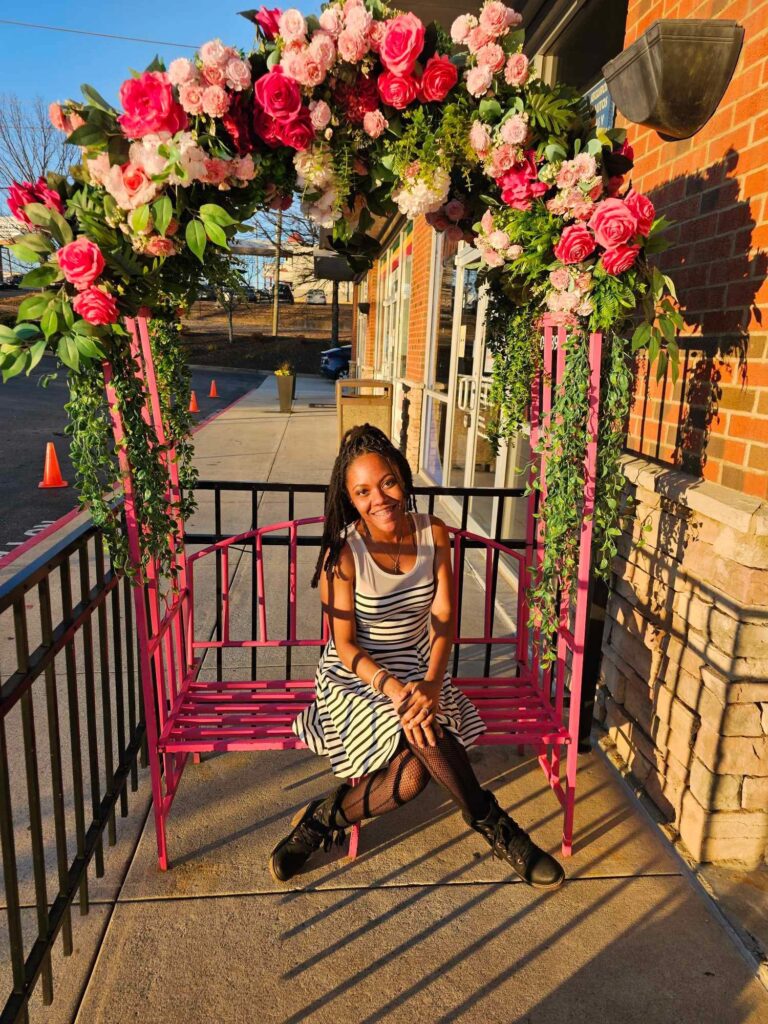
[500,113,528,145]
[48,103,67,131]
[319,7,344,36]
[279,8,307,43]
[504,52,529,86]
[179,82,205,115]
[489,229,510,249]
[256,7,282,40]
[466,65,493,98]
[479,245,504,268]
[278,108,315,150]
[469,119,492,156]
[466,24,493,53]
[72,287,119,325]
[497,150,548,210]
[377,71,419,110]
[338,29,369,63]
[168,58,198,86]
[476,42,506,73]
[103,162,159,210]
[199,39,230,68]
[624,190,655,236]
[226,58,252,91]
[588,198,638,249]
[118,71,187,138]
[549,267,570,290]
[553,224,596,264]
[379,12,425,76]
[450,14,477,43]
[444,199,465,221]
[345,5,372,34]
[231,154,256,181]
[419,54,458,102]
[572,152,597,180]
[363,109,388,138]
[253,67,303,119]
[202,86,231,118]
[480,1,518,36]
[601,243,640,275]
[57,237,105,289]
[310,99,332,130]
[309,31,337,69]
[146,236,176,257]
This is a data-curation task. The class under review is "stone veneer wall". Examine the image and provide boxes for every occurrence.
[596,454,768,868]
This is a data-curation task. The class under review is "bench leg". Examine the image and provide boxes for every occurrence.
[348,822,360,860]
[561,741,577,859]
[192,752,201,765]
[147,746,169,870]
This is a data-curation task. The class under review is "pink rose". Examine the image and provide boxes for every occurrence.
[345,5,372,35]
[377,71,419,110]
[419,54,458,102]
[368,20,386,51]
[256,7,282,40]
[8,178,64,224]
[489,229,510,249]
[624,190,655,236]
[231,154,256,181]
[466,25,493,53]
[379,12,425,76]
[466,65,493,98]
[103,162,159,210]
[203,64,227,87]
[118,71,188,138]
[226,57,252,91]
[279,8,307,43]
[57,237,105,290]
[504,52,529,86]
[601,243,640,275]
[497,150,548,211]
[146,236,176,257]
[444,199,465,221]
[476,43,505,73]
[72,287,119,325]
[310,99,332,130]
[450,14,477,43]
[553,224,597,264]
[549,267,570,290]
[199,39,230,68]
[202,86,231,118]
[253,67,302,119]
[363,109,388,138]
[168,58,198,86]
[309,31,337,69]
[500,113,528,145]
[319,7,344,36]
[490,144,517,176]
[588,198,638,249]
[480,1,522,36]
[469,119,491,156]
[49,102,67,131]
[179,82,205,115]
[253,106,281,148]
[200,157,230,185]
[277,108,315,150]
[338,29,369,63]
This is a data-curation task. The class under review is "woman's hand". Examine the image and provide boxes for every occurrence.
[396,680,443,748]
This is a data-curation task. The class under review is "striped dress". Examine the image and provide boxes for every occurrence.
[292,512,486,779]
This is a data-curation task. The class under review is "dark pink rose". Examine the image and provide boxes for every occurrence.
[277,108,315,150]
[588,198,638,249]
[72,286,119,325]
[253,67,302,119]
[553,224,597,265]
[117,71,188,139]
[624,190,655,236]
[255,6,281,40]
[222,92,255,155]
[497,150,548,211]
[8,178,65,224]
[379,12,425,76]
[377,71,419,110]
[618,139,634,162]
[56,237,105,290]
[253,105,281,147]
[419,54,458,102]
[601,244,640,275]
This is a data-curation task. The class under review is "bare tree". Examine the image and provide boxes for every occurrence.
[0,94,72,191]
[249,206,322,293]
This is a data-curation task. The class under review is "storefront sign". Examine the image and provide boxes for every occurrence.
[585,78,615,129]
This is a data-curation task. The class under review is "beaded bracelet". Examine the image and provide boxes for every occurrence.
[370,667,387,692]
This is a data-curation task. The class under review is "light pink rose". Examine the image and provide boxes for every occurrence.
[377,71,419,110]
[57,237,105,290]
[345,5,372,34]
[202,64,227,87]
[282,48,326,87]
[508,243,523,258]
[103,162,159,210]
[569,197,595,221]
[549,267,570,290]
[624,190,655,236]
[466,25,493,53]
[201,157,230,185]
[146,236,176,257]
[279,8,307,43]
[489,229,510,249]
[504,52,529,86]
[500,114,528,145]
[226,58,251,91]
[477,42,506,73]
[450,13,477,43]
[490,144,517,176]
[319,7,344,36]
[179,82,205,115]
[49,102,67,131]
[363,109,388,138]
[310,100,332,129]
[588,198,638,249]
[553,223,597,264]
[199,39,229,68]
[466,65,493,98]
[444,199,465,221]
[556,163,579,189]
[481,208,494,233]
[232,154,256,181]
[480,2,519,36]
[419,54,458,102]
[368,20,386,51]
[253,67,303,119]
[72,287,119,325]
[168,58,198,86]
[117,71,187,138]
[202,86,230,118]
[309,31,337,69]
[469,119,492,156]
[479,243,504,267]
[338,29,368,62]
[601,243,640,275]
[85,154,111,187]
[572,152,597,179]
[379,12,425,76]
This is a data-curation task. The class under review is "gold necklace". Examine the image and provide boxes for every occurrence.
[389,514,406,573]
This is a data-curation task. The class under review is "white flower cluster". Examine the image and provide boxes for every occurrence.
[392,165,450,219]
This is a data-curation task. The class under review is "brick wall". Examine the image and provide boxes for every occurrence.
[623,0,768,499]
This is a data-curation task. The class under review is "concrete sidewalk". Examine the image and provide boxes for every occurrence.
[9,376,768,1023]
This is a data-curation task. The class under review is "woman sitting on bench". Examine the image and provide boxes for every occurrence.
[269,424,564,891]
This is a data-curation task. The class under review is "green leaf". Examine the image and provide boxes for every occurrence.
[266,47,281,69]
[57,334,80,371]
[72,319,101,336]
[144,54,165,73]
[17,295,49,321]
[81,83,116,113]
[67,121,108,148]
[131,204,152,233]
[2,351,27,383]
[10,243,44,265]
[0,325,17,343]
[16,232,53,255]
[74,334,106,360]
[153,195,173,236]
[14,323,40,342]
[199,203,238,227]
[24,204,53,228]
[631,322,652,352]
[478,98,502,122]
[26,339,48,373]
[204,221,229,248]
[107,134,131,166]
[22,264,60,288]
[41,306,59,339]
[62,302,75,329]
[48,210,74,246]
[660,315,676,343]
[655,351,668,381]
[185,220,207,262]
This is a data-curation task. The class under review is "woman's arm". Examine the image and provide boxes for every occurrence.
[320,543,406,703]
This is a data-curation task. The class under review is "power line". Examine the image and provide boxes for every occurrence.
[0,19,199,49]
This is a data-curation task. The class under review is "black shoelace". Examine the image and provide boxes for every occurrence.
[492,817,534,867]
[293,816,346,854]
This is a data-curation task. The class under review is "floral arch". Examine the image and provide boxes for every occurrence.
[0,0,680,645]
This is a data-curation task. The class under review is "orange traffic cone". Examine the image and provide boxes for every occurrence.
[39,442,68,489]
[188,391,200,413]
[208,379,219,399]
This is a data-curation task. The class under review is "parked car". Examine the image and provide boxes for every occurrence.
[0,274,22,290]
[197,282,216,301]
[320,344,351,380]
[254,288,271,303]
[271,283,295,304]
[306,289,327,304]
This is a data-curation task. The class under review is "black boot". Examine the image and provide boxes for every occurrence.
[464,791,565,891]
[269,785,349,883]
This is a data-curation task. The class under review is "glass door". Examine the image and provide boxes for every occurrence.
[447,264,481,490]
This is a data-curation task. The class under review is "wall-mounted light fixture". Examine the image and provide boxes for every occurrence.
[603,19,744,141]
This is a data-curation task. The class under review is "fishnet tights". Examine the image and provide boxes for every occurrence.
[337,728,489,825]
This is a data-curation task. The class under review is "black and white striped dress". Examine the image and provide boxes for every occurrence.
[292,512,486,779]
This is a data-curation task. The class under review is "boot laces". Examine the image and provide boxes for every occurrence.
[292,814,346,854]
[492,816,533,867]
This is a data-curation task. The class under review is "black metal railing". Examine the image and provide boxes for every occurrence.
[0,522,147,1024]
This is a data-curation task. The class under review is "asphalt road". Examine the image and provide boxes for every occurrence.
[0,357,266,558]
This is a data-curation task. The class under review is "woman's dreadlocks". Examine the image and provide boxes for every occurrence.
[311,423,417,587]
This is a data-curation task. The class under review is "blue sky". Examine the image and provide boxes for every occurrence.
[1,1,318,106]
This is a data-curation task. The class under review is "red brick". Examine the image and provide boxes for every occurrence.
[729,415,768,441]
[743,472,768,499]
